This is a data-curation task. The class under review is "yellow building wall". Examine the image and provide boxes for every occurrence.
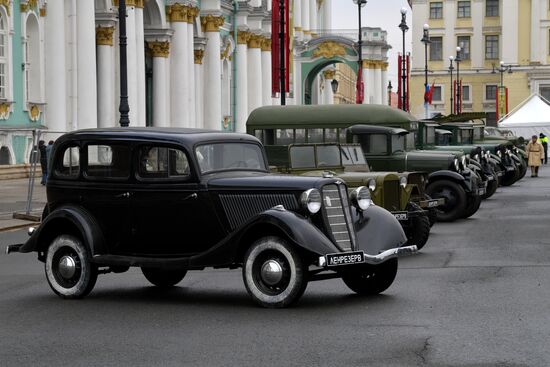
[518,0,531,65]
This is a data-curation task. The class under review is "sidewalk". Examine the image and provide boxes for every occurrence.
[0,178,46,232]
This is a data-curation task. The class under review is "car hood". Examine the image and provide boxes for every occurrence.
[206,171,337,191]
[402,150,457,171]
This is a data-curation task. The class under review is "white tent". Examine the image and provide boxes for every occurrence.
[498,94,550,139]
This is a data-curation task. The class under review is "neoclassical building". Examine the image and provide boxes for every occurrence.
[0,0,390,165]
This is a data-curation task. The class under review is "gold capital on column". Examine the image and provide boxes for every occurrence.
[194,49,205,64]
[236,31,251,45]
[261,37,272,52]
[166,3,189,22]
[96,27,115,46]
[113,0,139,6]
[248,34,263,49]
[200,15,225,32]
[148,41,170,58]
[323,69,335,79]
[186,7,199,24]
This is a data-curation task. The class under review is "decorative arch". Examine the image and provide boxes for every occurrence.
[0,145,13,165]
[143,0,167,29]
[24,12,41,104]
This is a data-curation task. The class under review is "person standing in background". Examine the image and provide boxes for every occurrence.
[526,135,544,177]
[38,140,47,185]
[539,133,548,164]
[45,140,54,179]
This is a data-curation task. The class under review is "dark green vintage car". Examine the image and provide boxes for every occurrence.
[247,105,483,222]
[269,142,434,250]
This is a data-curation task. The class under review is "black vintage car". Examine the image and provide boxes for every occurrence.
[7,128,416,308]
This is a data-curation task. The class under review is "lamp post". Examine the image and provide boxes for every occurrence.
[421,23,431,118]
[118,0,130,127]
[492,60,512,88]
[399,7,409,112]
[448,55,454,115]
[387,81,393,106]
[353,0,367,104]
[279,0,286,105]
[331,78,339,94]
[455,46,461,114]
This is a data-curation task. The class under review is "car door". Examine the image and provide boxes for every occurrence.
[128,144,222,257]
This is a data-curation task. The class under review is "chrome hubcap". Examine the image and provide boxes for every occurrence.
[58,255,77,279]
[260,260,283,286]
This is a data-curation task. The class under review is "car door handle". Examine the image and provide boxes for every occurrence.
[182,193,197,201]
[116,192,131,198]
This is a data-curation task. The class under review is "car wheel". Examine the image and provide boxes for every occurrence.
[403,202,431,250]
[141,267,187,288]
[500,167,519,186]
[423,195,438,227]
[426,179,467,222]
[45,235,98,299]
[481,172,498,199]
[341,258,398,295]
[462,194,482,219]
[243,236,307,308]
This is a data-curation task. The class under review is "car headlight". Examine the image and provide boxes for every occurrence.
[497,150,502,157]
[350,186,372,211]
[301,188,322,214]
[461,155,467,169]
[367,179,376,191]
[474,154,479,161]
[454,158,460,171]
[399,176,407,187]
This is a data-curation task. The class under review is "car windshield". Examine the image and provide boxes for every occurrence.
[289,146,316,169]
[473,127,483,140]
[425,126,436,145]
[316,145,341,167]
[196,143,267,173]
[461,129,474,144]
[406,132,416,150]
[340,145,366,166]
[436,132,451,146]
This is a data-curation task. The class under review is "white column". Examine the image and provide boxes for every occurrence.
[76,0,97,129]
[322,69,335,105]
[202,14,224,130]
[148,42,170,127]
[381,66,388,105]
[309,0,317,35]
[501,0,518,64]
[236,31,249,132]
[125,5,139,126]
[302,0,310,40]
[443,1,457,62]
[361,63,368,104]
[194,49,205,128]
[96,27,115,128]
[135,5,146,126]
[294,0,302,41]
[531,0,541,64]
[247,34,263,117]
[373,67,382,104]
[471,0,483,69]
[323,0,332,30]
[168,5,189,128]
[187,8,198,127]
[44,0,66,133]
[261,36,272,106]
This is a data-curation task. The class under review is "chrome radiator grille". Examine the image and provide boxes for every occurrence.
[383,180,401,211]
[322,184,356,251]
[220,194,299,229]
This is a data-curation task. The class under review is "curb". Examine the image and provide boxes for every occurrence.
[0,222,38,233]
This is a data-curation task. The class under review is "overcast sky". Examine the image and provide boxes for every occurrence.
[331,0,413,87]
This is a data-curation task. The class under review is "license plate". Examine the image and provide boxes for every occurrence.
[497,171,503,176]
[488,176,494,181]
[477,188,486,195]
[325,251,365,267]
[506,166,515,171]
[427,200,439,208]
[393,212,408,221]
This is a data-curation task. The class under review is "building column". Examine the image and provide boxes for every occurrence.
[96,27,115,128]
[322,0,332,30]
[501,0,518,64]
[194,49,205,128]
[147,42,170,127]
[471,0,483,69]
[44,0,67,133]
[261,36,272,106]
[361,61,368,104]
[309,0,317,36]
[322,69,335,105]
[168,4,189,127]
[201,14,225,130]
[381,63,388,105]
[77,0,97,129]
[302,0,310,40]
[531,0,542,64]
[373,64,382,104]
[247,34,263,117]
[187,7,199,127]
[294,0,302,41]
[235,30,250,132]
[134,2,146,126]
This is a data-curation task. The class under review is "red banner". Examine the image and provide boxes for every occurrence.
[397,54,402,109]
[271,0,290,95]
[406,54,410,112]
[356,66,364,104]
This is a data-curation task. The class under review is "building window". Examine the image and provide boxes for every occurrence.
[540,86,550,101]
[430,37,443,60]
[486,0,499,16]
[485,85,497,100]
[485,35,499,59]
[0,12,6,99]
[432,86,443,102]
[430,2,443,19]
[457,36,470,60]
[462,85,471,102]
[25,14,41,103]
[457,1,471,18]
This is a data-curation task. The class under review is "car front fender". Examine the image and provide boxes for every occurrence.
[428,170,465,183]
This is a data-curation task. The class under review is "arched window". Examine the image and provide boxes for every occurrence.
[0,12,7,99]
[25,14,40,103]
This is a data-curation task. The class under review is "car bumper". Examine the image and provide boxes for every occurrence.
[5,244,23,254]
[317,245,418,267]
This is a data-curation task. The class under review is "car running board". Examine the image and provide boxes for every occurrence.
[92,254,192,268]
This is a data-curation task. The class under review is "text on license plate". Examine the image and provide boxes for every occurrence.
[394,212,408,221]
[428,200,439,208]
[326,251,365,267]
[478,188,486,195]
[506,167,515,171]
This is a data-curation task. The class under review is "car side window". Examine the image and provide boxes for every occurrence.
[138,146,190,179]
[55,145,80,178]
[86,144,130,179]
[356,134,388,155]
[289,146,315,169]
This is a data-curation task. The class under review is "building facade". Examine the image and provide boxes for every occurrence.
[410,0,550,121]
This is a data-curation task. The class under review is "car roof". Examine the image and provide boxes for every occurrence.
[246,105,417,128]
[56,127,260,146]
[438,122,475,129]
[435,128,452,135]
[348,124,409,135]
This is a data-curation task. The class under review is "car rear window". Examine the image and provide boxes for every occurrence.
[86,145,130,179]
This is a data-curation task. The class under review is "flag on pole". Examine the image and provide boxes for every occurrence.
[356,67,364,104]
[397,53,402,109]
[406,54,410,112]
[271,0,290,95]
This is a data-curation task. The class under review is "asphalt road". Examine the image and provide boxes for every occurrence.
[1,171,549,366]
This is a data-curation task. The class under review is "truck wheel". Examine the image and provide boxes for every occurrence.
[518,162,527,180]
[462,194,482,219]
[500,168,519,186]
[45,235,98,299]
[141,267,187,288]
[423,195,438,227]
[404,202,431,250]
[243,236,307,308]
[341,258,398,295]
[426,180,467,222]
[482,173,498,199]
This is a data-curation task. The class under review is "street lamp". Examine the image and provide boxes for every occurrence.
[387,81,393,106]
[279,0,286,105]
[421,23,431,118]
[448,56,454,115]
[353,0,367,104]
[399,7,409,112]
[492,61,513,88]
[118,0,130,127]
[331,78,339,94]
[455,46,461,114]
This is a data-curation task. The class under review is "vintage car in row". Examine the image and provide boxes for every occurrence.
[246,105,484,223]
[6,128,417,308]
[266,142,433,249]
